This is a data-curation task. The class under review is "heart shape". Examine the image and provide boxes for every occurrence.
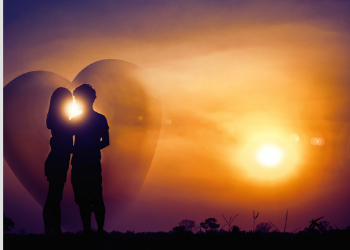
[4,59,162,232]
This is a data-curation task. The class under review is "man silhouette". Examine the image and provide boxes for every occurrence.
[70,84,109,237]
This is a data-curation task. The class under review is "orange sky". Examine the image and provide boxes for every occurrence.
[3,0,350,233]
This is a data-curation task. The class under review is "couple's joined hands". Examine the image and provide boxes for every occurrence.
[72,129,109,154]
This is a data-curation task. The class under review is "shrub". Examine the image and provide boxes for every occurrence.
[3,214,14,233]
[255,222,272,233]
[172,226,186,234]
[319,220,333,232]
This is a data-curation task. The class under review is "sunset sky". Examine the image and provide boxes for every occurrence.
[3,0,350,234]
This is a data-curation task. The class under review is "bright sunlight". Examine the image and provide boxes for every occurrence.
[66,99,82,120]
[257,145,283,167]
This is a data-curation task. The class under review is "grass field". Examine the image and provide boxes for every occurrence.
[4,229,350,250]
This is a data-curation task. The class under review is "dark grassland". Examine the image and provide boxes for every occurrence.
[4,230,350,250]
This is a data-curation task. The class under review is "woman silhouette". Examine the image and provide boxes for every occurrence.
[43,87,73,237]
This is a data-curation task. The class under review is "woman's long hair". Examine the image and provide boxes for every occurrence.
[46,87,72,130]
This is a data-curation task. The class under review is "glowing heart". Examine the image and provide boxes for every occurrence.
[3,60,162,232]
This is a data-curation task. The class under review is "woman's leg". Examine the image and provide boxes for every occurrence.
[43,198,53,236]
[44,180,65,235]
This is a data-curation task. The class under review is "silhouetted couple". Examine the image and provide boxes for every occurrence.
[43,84,109,239]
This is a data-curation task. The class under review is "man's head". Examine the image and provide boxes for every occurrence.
[73,84,96,112]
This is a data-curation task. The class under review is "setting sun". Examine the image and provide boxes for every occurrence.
[257,145,283,167]
[236,131,300,182]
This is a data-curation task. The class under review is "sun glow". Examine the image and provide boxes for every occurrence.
[257,145,283,167]
[66,99,82,120]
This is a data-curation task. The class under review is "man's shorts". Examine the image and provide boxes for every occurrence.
[71,162,105,212]
[72,179,103,205]
[71,162,102,183]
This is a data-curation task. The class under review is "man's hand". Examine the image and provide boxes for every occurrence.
[72,128,109,154]
[99,128,109,150]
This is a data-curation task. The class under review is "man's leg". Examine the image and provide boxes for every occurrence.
[78,200,92,235]
[73,181,92,235]
[90,180,105,233]
[95,209,105,233]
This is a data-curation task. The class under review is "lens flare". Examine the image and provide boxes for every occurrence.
[311,136,325,147]
[289,133,300,144]
[257,145,283,167]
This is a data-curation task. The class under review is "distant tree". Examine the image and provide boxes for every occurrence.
[3,213,14,233]
[178,219,198,232]
[255,222,272,233]
[200,218,220,233]
[19,228,26,235]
